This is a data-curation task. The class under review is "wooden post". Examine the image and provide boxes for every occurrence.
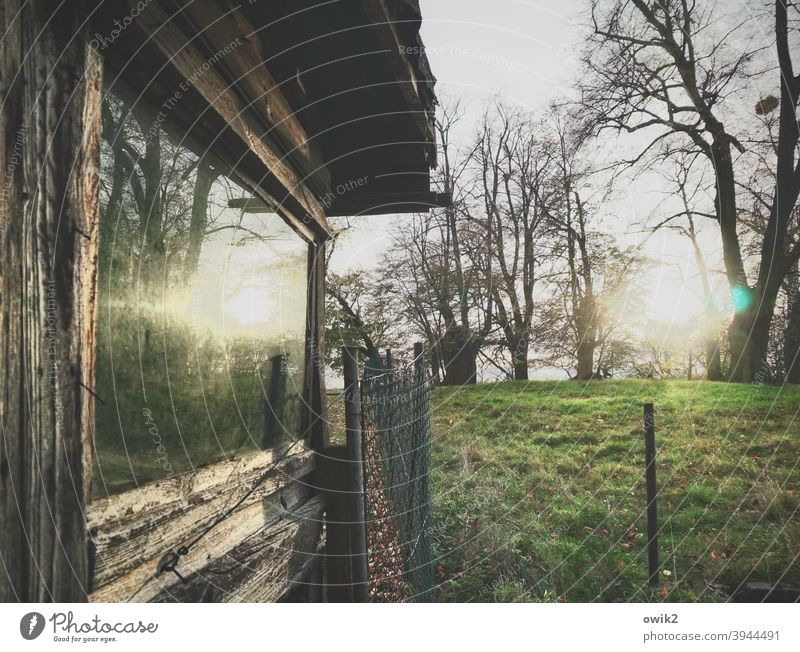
[342,347,368,602]
[0,0,102,601]
[316,447,352,602]
[0,0,440,609]
[643,403,659,587]
[263,354,287,447]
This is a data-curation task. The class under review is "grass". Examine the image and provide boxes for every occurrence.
[427,379,800,602]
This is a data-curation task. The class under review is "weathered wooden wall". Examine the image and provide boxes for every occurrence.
[88,445,323,602]
[0,0,101,602]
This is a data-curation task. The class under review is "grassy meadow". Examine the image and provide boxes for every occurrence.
[427,379,800,602]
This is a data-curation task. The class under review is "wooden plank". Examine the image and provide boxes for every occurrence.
[227,196,279,213]
[88,445,314,590]
[89,445,312,528]
[153,496,325,602]
[301,242,329,452]
[90,491,323,602]
[328,191,449,216]
[230,191,449,216]
[129,0,331,240]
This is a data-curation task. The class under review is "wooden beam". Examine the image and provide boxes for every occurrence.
[301,242,329,452]
[0,0,101,602]
[90,490,321,602]
[88,446,315,591]
[230,192,449,216]
[315,447,352,602]
[129,0,332,240]
[152,496,324,602]
[328,192,450,216]
[177,0,331,197]
[227,197,278,213]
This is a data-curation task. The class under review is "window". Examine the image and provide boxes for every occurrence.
[93,91,307,497]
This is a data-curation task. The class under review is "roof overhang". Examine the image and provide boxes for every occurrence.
[96,0,442,241]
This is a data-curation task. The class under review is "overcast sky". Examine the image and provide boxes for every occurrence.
[419,0,585,109]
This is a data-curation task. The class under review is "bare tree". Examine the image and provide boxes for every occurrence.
[382,98,494,384]
[472,102,553,380]
[537,106,608,379]
[653,154,724,379]
[582,0,800,381]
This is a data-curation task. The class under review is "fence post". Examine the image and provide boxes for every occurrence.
[262,354,286,447]
[643,403,659,586]
[342,347,369,602]
[317,446,352,602]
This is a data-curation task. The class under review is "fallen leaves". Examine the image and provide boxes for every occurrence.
[363,422,412,603]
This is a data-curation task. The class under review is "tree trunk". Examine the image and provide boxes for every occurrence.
[705,337,723,381]
[576,339,596,380]
[512,357,529,381]
[185,158,219,279]
[710,138,755,382]
[510,332,530,381]
[784,261,800,383]
[441,325,478,385]
[574,295,597,380]
[430,344,444,385]
[728,278,782,383]
[0,1,101,601]
[99,101,130,285]
[131,106,166,287]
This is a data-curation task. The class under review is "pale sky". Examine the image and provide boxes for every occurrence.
[419,0,585,109]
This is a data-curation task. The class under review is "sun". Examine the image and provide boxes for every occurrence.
[223,284,272,327]
[646,266,704,324]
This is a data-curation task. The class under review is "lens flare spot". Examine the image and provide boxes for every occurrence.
[731,285,752,313]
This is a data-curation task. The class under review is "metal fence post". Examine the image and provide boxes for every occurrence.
[343,347,369,602]
[643,403,659,587]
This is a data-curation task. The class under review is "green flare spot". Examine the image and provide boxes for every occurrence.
[731,285,752,313]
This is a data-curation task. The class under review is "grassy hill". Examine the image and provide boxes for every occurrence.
[429,379,800,602]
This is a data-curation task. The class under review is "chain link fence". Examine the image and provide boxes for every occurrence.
[361,350,434,602]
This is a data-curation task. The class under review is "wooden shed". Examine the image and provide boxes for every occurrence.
[0,0,440,602]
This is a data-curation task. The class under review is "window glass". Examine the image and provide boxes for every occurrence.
[93,92,307,497]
